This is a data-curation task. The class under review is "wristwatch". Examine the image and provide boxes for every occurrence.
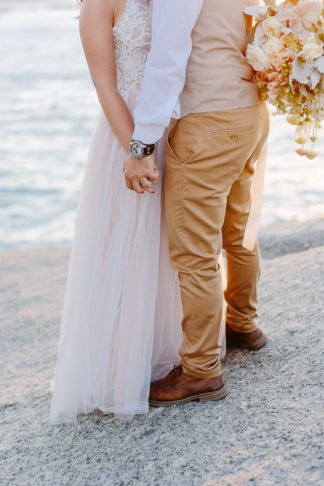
[129,139,155,159]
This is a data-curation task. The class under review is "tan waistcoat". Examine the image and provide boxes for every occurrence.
[179,0,260,117]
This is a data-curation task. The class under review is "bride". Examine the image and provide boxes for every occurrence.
[50,0,225,423]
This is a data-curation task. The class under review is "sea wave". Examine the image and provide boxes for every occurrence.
[0,0,323,249]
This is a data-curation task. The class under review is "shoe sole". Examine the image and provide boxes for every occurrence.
[227,334,268,351]
[149,385,228,407]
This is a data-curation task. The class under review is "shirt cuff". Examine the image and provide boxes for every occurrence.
[132,124,165,144]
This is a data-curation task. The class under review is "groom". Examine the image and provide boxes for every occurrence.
[124,0,270,405]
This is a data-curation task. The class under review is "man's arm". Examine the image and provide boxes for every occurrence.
[133,0,204,144]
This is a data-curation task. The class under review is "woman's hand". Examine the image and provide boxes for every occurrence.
[123,154,159,194]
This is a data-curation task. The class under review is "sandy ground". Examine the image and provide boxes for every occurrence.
[0,219,323,485]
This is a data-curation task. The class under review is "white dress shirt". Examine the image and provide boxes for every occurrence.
[133,0,204,144]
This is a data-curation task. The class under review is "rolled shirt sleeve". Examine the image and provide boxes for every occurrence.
[133,0,204,144]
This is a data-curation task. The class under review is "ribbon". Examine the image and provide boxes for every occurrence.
[242,142,268,251]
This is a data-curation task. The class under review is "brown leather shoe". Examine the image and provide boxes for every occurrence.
[226,323,268,350]
[149,365,228,407]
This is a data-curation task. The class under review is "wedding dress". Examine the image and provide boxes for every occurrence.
[50,0,225,424]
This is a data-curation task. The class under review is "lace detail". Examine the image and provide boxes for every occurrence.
[113,0,151,101]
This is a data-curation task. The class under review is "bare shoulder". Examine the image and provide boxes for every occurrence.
[80,0,124,25]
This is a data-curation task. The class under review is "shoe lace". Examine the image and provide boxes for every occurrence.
[167,365,182,385]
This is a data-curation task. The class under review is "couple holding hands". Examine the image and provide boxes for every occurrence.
[50,0,270,424]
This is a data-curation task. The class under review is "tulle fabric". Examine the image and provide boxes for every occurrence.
[50,97,173,422]
[50,97,226,423]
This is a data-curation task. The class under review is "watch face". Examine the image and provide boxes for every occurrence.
[131,142,144,158]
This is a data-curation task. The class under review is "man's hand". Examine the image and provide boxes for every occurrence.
[123,153,159,194]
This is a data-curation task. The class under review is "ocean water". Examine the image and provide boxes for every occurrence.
[0,0,323,249]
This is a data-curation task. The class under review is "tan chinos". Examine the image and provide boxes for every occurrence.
[163,102,270,379]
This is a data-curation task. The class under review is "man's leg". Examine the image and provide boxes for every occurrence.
[222,162,262,334]
[222,102,270,347]
[163,107,265,378]
[223,242,261,333]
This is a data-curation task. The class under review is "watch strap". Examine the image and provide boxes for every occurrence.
[142,143,155,157]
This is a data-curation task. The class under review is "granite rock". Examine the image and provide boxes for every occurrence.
[0,221,323,485]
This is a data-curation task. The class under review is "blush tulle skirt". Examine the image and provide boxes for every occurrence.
[50,103,226,424]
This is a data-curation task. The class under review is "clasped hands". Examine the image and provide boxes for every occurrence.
[123,153,159,194]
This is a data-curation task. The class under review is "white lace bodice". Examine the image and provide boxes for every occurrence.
[113,0,151,101]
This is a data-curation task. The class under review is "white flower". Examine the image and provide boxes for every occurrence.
[301,37,323,62]
[310,69,321,88]
[254,24,267,48]
[262,17,283,38]
[315,55,324,73]
[246,44,271,72]
[276,2,297,22]
[277,0,322,28]
[276,0,322,40]
[291,57,313,84]
[296,0,322,31]
[244,5,270,20]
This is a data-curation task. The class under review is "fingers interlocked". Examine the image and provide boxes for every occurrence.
[140,178,151,189]
[123,154,159,194]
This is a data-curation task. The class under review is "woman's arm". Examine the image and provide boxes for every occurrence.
[79,0,134,152]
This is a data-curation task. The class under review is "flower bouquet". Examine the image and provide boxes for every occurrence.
[244,0,324,159]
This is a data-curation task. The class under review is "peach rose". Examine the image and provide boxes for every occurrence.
[264,37,287,69]
[246,44,271,72]
[262,17,283,38]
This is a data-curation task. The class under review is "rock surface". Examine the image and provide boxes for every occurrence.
[0,220,323,485]
[259,217,324,259]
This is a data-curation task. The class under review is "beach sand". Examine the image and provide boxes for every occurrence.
[1,219,323,485]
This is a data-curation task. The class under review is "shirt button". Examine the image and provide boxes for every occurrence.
[230,135,239,143]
